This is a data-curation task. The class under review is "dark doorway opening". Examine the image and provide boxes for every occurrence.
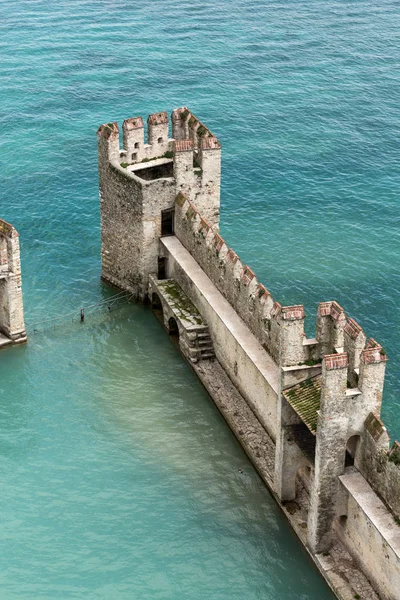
[345,435,360,467]
[158,257,167,280]
[161,208,175,236]
[152,292,162,309]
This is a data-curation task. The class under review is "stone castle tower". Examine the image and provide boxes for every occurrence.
[97,108,221,299]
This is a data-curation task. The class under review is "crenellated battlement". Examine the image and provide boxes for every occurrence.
[173,191,390,379]
[98,113,174,165]
[97,109,221,200]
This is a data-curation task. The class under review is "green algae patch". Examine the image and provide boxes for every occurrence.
[157,279,205,328]
[283,375,322,435]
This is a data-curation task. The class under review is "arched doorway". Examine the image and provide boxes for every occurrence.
[168,317,179,337]
[345,435,360,467]
[167,316,179,348]
[152,292,162,310]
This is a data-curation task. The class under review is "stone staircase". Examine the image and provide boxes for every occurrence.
[194,327,215,361]
[181,325,216,363]
[149,276,215,364]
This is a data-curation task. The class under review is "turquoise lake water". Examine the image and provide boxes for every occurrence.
[1,0,399,597]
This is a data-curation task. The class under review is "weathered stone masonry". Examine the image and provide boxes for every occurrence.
[98,109,220,299]
[0,219,26,346]
[98,108,400,600]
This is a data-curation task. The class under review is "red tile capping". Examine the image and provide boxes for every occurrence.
[319,302,332,316]
[324,353,348,370]
[282,305,305,320]
[330,301,345,321]
[200,137,221,150]
[123,117,144,130]
[190,118,199,129]
[365,338,380,349]
[199,218,211,233]
[365,413,387,441]
[271,302,282,318]
[172,107,189,116]
[147,111,168,125]
[175,139,194,152]
[361,347,388,364]
[241,266,256,286]
[97,122,119,139]
[226,249,239,265]
[213,234,225,252]
[344,317,364,340]
[186,205,198,221]
[257,284,271,299]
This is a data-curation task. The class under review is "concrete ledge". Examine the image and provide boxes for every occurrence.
[0,333,12,348]
[345,388,362,397]
[340,471,400,556]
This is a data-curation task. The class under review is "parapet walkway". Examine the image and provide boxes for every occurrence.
[161,235,279,394]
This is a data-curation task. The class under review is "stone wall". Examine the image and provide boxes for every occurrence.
[172,191,400,593]
[98,122,176,298]
[171,108,221,225]
[357,412,400,519]
[121,113,174,164]
[0,219,26,342]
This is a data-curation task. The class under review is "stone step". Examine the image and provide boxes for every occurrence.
[200,347,215,354]
[199,347,214,354]
[200,352,215,360]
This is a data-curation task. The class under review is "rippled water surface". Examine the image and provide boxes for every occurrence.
[1,0,399,597]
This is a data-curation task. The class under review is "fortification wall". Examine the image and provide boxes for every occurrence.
[173,191,400,593]
[121,112,174,164]
[171,108,221,225]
